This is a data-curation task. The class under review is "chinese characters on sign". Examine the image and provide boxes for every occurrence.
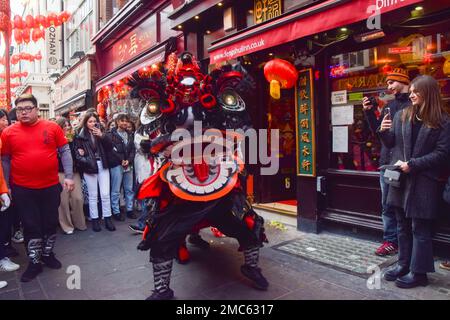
[103,15,157,74]
[254,0,282,24]
[296,69,316,176]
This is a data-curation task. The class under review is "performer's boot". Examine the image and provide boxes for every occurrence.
[146,259,174,300]
[240,246,269,290]
[21,239,43,282]
[41,234,62,269]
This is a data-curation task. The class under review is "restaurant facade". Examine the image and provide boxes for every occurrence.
[168,0,450,245]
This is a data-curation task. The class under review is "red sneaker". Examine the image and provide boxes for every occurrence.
[375,241,398,256]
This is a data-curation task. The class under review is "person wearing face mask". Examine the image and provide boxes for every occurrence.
[378,75,450,289]
[362,67,411,257]
[73,112,115,232]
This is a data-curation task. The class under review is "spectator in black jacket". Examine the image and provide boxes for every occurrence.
[362,67,411,256]
[106,113,136,221]
[73,112,115,232]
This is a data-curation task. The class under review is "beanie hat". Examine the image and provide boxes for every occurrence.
[386,67,410,85]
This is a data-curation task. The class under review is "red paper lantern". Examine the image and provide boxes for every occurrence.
[22,28,31,44]
[35,15,45,28]
[32,28,41,42]
[0,12,10,32]
[14,29,23,44]
[263,58,298,99]
[13,15,24,30]
[21,71,28,78]
[47,12,58,26]
[25,15,35,29]
[35,51,42,60]
[10,55,19,65]
[41,16,50,28]
[59,11,71,23]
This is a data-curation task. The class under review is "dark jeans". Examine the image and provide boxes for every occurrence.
[0,205,10,260]
[380,171,398,244]
[11,184,62,244]
[395,207,435,273]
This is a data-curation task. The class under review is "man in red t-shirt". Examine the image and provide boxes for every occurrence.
[1,94,74,282]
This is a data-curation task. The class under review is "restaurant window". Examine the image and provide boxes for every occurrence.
[330,30,450,172]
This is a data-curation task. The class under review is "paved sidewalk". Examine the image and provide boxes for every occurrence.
[0,210,449,300]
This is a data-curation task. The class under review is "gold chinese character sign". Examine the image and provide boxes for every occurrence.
[296,69,316,176]
[254,0,282,24]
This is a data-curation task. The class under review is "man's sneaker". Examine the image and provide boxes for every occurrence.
[145,288,174,300]
[240,265,269,290]
[21,263,43,282]
[12,230,24,244]
[375,241,398,256]
[129,224,144,234]
[0,281,7,289]
[211,227,225,238]
[188,234,210,249]
[0,257,20,272]
[41,253,62,269]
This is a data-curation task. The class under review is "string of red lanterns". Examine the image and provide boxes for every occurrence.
[11,11,71,45]
[0,51,42,65]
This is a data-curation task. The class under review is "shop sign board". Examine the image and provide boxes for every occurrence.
[54,60,91,107]
[102,15,157,75]
[254,0,282,24]
[296,68,316,177]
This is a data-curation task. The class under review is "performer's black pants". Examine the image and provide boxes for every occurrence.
[149,195,261,262]
[11,184,62,244]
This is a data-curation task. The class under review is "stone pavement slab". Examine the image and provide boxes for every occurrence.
[0,209,449,300]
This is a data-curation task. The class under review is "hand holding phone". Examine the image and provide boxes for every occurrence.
[384,107,391,120]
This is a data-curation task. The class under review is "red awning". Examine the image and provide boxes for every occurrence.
[95,47,165,92]
[208,0,423,64]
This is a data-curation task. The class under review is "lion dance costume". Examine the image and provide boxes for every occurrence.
[134,52,268,300]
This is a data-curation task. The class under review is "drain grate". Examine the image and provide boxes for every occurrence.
[273,234,397,278]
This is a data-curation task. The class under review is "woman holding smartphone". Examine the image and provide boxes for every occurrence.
[73,112,115,232]
[378,75,450,288]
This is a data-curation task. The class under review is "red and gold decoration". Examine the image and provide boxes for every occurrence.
[0,0,11,108]
[264,58,298,99]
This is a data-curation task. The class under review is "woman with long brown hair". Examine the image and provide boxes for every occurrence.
[379,75,450,288]
[73,112,115,232]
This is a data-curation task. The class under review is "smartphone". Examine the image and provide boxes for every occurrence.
[94,123,100,129]
[384,107,391,120]
[368,96,378,108]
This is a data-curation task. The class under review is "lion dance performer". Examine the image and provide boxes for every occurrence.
[135,52,268,300]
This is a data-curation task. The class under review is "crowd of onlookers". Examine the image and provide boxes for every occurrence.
[0,98,149,289]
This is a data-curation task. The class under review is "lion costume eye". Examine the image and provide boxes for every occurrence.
[147,102,159,114]
[219,89,245,112]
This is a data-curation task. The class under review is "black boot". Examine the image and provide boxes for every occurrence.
[241,247,269,290]
[395,272,428,288]
[21,239,43,282]
[146,259,174,300]
[92,218,101,232]
[384,264,409,282]
[104,217,116,231]
[42,235,61,269]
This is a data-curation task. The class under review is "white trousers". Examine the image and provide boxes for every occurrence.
[83,160,112,219]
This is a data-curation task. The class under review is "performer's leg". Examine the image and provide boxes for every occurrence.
[146,257,174,300]
[206,204,269,290]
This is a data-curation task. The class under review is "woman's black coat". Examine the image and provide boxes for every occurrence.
[73,128,113,174]
[379,111,450,219]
